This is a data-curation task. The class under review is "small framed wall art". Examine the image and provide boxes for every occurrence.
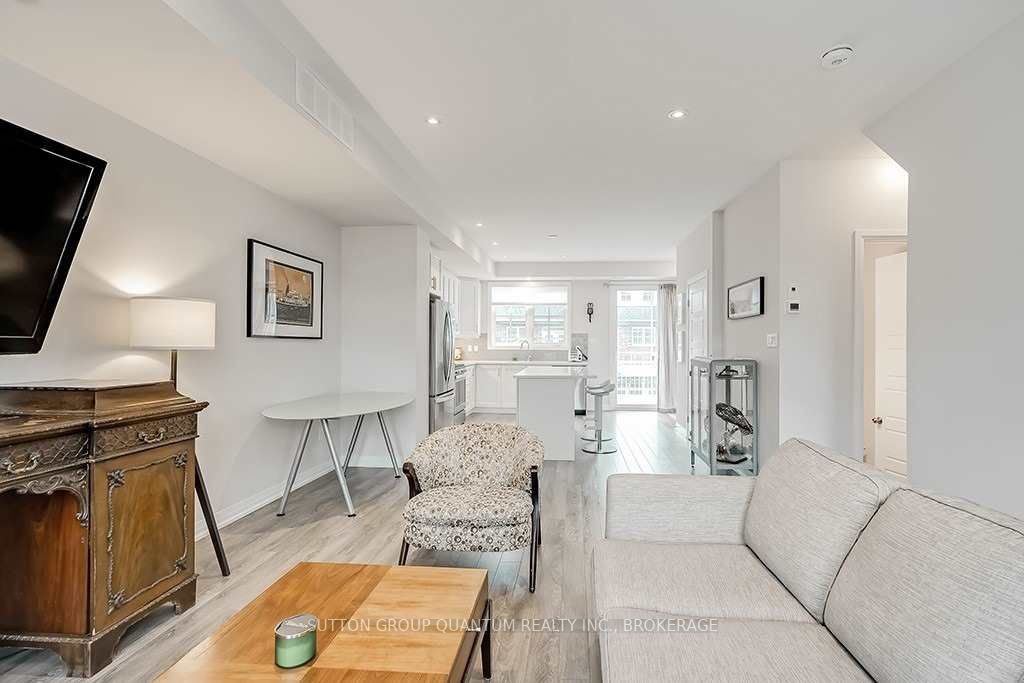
[727,276,764,320]
[247,239,323,339]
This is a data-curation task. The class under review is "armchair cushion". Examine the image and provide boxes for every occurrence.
[403,485,533,553]
[403,485,533,527]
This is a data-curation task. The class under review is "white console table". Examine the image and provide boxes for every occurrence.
[263,392,413,516]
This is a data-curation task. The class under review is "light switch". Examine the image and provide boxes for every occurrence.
[766,333,778,348]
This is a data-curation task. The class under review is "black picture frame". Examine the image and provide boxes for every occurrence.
[727,276,765,320]
[246,238,324,339]
[0,118,107,354]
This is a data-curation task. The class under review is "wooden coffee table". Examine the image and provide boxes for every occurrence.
[159,562,491,681]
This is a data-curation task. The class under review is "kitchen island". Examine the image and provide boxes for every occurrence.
[459,360,587,414]
[515,366,585,461]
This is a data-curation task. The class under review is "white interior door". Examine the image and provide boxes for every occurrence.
[873,252,908,478]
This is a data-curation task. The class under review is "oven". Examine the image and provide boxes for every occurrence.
[453,365,467,425]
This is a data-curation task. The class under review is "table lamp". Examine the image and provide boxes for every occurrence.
[129,296,230,576]
[129,297,216,386]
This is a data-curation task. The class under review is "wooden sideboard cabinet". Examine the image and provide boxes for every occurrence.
[0,380,207,677]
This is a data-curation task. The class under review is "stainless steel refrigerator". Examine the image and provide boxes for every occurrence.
[429,295,457,433]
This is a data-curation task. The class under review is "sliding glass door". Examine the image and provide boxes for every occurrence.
[611,287,658,408]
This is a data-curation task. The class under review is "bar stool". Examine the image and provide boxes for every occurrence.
[582,383,616,454]
[582,377,610,431]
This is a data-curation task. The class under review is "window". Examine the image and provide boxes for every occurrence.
[631,327,654,346]
[488,283,570,349]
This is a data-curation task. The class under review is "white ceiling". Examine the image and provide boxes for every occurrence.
[284,0,1022,262]
[0,0,420,228]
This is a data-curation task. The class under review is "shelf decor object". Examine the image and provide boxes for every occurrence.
[689,357,759,475]
[274,613,318,668]
[130,297,229,578]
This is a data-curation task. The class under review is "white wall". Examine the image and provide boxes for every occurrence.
[674,216,715,424]
[0,56,344,533]
[867,14,1024,518]
[778,160,908,455]
[340,226,429,466]
[571,280,611,409]
[720,168,782,461]
[678,159,910,467]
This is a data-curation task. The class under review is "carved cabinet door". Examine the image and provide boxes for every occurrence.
[90,442,196,632]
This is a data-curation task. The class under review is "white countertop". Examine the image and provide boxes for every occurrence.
[262,391,414,420]
[514,366,585,380]
[456,360,587,367]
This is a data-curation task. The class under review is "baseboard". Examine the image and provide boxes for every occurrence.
[194,462,334,541]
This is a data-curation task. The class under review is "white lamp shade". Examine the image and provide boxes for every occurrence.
[130,298,216,349]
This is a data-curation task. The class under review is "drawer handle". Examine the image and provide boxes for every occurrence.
[4,452,40,474]
[138,427,167,444]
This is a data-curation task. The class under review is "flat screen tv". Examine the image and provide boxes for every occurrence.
[0,118,106,354]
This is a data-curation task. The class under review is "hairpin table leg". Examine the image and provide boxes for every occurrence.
[277,419,313,516]
[377,411,402,477]
[321,419,356,516]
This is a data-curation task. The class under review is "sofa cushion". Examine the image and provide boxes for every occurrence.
[825,489,1024,682]
[599,608,870,683]
[743,438,898,621]
[592,540,813,623]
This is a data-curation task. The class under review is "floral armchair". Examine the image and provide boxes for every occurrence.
[399,423,545,592]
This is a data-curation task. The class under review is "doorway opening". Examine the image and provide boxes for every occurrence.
[856,234,908,478]
[610,287,658,408]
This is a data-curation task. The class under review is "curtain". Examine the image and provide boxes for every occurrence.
[657,283,677,412]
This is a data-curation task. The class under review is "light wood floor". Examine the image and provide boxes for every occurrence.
[1,411,704,682]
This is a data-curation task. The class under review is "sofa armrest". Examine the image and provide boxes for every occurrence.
[605,474,756,544]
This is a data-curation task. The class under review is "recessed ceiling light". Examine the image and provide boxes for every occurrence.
[492,241,499,246]
[820,45,854,70]
[667,109,687,120]
[546,234,559,239]
[425,116,441,125]
[475,222,484,228]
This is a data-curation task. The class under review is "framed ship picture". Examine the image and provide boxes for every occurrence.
[247,239,323,339]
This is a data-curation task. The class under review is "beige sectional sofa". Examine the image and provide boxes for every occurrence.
[593,438,1024,681]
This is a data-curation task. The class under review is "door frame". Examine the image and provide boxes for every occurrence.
[608,284,660,411]
[684,271,710,425]
[851,229,907,464]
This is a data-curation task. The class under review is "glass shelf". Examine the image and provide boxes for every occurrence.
[689,357,759,476]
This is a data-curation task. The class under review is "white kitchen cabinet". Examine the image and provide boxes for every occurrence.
[459,279,481,338]
[429,252,442,296]
[465,365,476,415]
[441,268,460,334]
[475,365,502,409]
[499,365,526,407]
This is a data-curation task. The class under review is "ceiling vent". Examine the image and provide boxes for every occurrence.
[296,61,354,150]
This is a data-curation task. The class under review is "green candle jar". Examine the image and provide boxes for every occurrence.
[274,613,317,668]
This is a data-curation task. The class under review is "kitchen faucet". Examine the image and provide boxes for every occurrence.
[519,339,534,361]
